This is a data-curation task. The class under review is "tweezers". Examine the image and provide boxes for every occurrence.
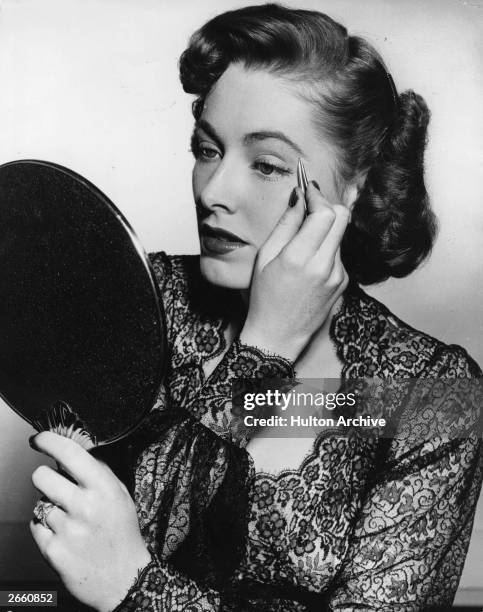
[297,158,309,215]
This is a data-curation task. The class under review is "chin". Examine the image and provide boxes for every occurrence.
[199,253,252,290]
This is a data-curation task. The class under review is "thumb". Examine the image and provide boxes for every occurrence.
[257,188,305,267]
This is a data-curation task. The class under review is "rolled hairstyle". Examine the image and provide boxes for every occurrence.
[179,3,436,285]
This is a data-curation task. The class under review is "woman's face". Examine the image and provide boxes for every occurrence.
[192,63,346,289]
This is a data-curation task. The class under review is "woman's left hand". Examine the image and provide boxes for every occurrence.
[30,432,151,612]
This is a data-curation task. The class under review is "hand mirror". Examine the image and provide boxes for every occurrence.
[0,160,167,450]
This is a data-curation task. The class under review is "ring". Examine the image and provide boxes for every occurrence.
[33,499,56,529]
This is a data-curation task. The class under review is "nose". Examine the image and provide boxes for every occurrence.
[196,157,242,215]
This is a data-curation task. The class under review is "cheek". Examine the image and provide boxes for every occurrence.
[192,158,292,247]
[246,189,290,246]
[192,164,205,198]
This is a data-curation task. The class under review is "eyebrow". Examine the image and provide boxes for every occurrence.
[195,118,304,156]
[195,119,223,148]
[244,131,304,156]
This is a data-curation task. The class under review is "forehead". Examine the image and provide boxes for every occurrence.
[201,63,320,148]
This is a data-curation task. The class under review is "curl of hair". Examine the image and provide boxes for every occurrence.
[342,90,436,283]
[179,3,437,284]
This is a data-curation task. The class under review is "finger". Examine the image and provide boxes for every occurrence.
[32,500,68,534]
[31,464,79,512]
[44,505,68,533]
[31,432,107,489]
[305,180,330,214]
[319,248,349,295]
[29,519,64,572]
[331,249,347,283]
[258,187,305,264]
[314,206,350,266]
[288,182,341,255]
[30,518,55,551]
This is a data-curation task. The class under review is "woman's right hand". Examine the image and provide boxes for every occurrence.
[240,182,350,362]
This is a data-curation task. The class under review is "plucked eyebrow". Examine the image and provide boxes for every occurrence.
[243,131,304,156]
[195,118,304,156]
[195,119,223,148]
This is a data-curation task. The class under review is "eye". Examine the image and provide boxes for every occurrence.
[193,146,220,161]
[256,161,277,176]
[252,159,291,179]
[190,135,221,162]
[198,146,218,159]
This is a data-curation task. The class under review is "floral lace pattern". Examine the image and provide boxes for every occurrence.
[113,253,482,611]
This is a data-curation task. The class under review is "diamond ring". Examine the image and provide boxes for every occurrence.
[33,499,56,529]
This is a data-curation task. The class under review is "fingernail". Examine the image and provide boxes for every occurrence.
[311,180,320,190]
[29,434,38,449]
[288,187,298,208]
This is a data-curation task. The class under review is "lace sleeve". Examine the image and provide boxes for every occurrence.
[186,338,296,446]
[111,551,221,612]
[328,345,483,610]
[148,251,181,349]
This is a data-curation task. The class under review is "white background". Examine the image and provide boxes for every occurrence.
[0,0,481,602]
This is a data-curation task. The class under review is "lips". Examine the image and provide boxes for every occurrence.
[200,224,247,255]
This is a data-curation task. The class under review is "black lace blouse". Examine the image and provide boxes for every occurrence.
[114,252,482,611]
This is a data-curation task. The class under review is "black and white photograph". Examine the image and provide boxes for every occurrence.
[0,1,482,610]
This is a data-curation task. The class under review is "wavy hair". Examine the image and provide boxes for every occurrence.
[179,3,437,284]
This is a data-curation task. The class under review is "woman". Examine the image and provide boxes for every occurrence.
[29,4,482,611]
